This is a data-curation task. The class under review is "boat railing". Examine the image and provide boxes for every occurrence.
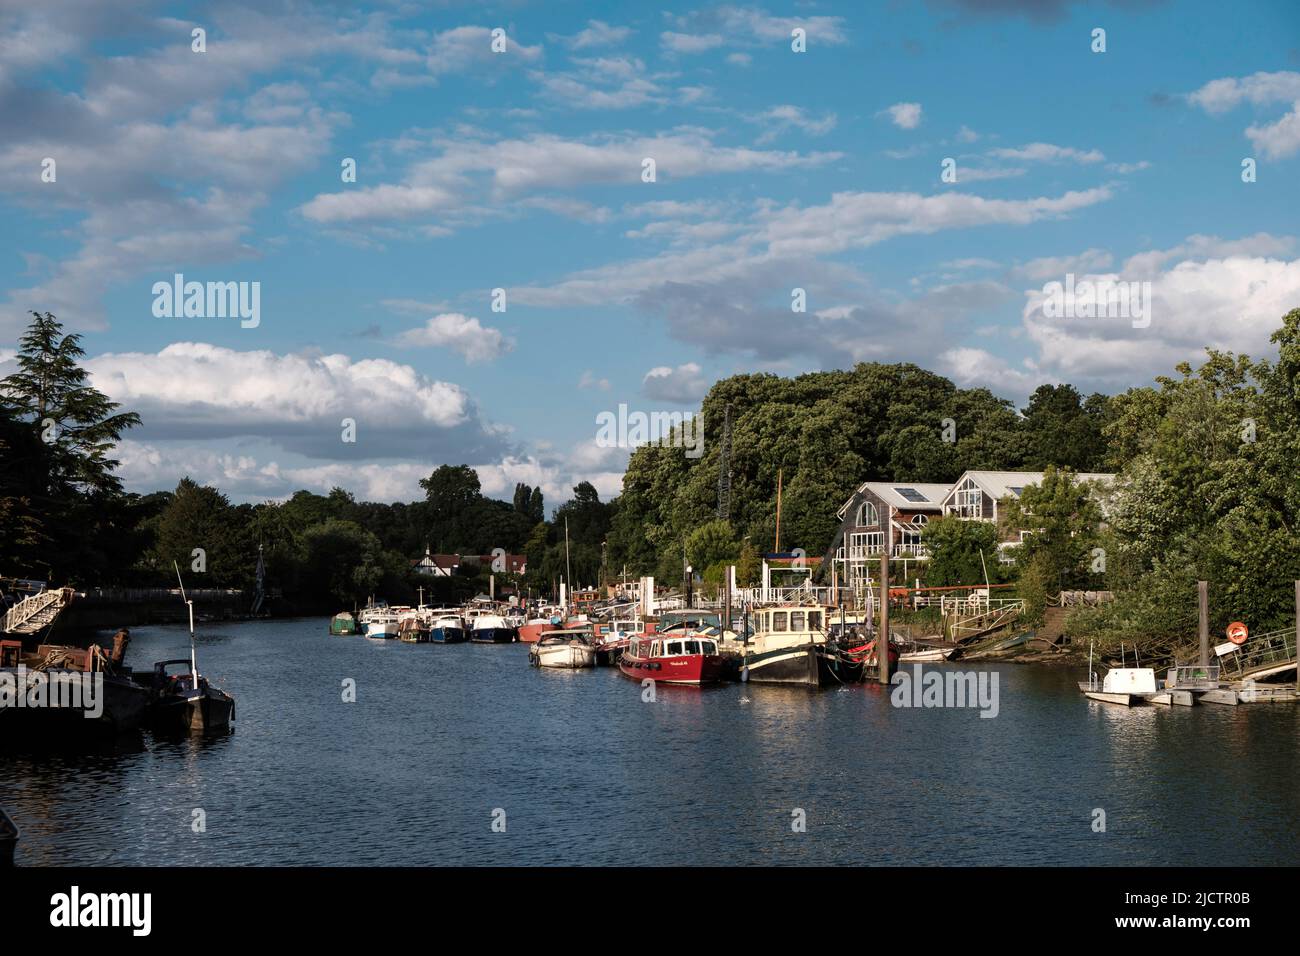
[1165,664,1221,689]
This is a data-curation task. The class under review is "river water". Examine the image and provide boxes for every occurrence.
[4,617,1298,866]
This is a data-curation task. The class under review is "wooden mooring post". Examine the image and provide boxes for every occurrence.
[1198,580,1209,668]
[878,553,892,685]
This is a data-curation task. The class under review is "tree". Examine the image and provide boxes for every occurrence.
[0,312,140,496]
[921,514,999,587]
[153,478,248,586]
[999,466,1105,591]
[0,312,142,581]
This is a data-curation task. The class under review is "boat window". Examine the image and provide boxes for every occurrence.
[808,611,821,629]
[790,611,805,630]
[667,641,683,655]
[684,640,700,654]
[701,641,716,654]
[772,612,788,632]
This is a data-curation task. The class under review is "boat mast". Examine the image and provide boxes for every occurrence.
[774,468,783,554]
[174,561,198,683]
[564,517,572,613]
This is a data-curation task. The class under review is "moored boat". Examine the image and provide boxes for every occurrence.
[329,612,360,636]
[618,633,725,685]
[398,616,430,643]
[470,613,517,643]
[428,611,468,643]
[740,605,834,687]
[529,628,596,669]
[139,660,236,735]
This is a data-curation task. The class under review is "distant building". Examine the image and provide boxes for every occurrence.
[828,471,1115,583]
[938,470,1115,562]
[410,549,526,576]
[411,548,459,577]
[829,482,954,587]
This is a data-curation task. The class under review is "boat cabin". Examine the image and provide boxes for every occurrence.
[632,635,719,659]
[752,606,827,640]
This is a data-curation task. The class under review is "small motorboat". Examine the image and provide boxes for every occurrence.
[364,610,400,640]
[398,617,429,643]
[428,611,467,643]
[618,633,725,685]
[147,564,235,735]
[141,660,236,735]
[0,805,19,867]
[329,612,360,636]
[1079,642,1159,705]
[470,613,517,643]
[529,629,596,669]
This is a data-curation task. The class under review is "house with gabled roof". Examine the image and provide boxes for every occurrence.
[938,469,1116,561]
[826,481,955,587]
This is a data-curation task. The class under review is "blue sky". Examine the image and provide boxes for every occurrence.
[2,0,1299,507]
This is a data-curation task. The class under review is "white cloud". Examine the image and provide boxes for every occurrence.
[299,184,457,224]
[1187,70,1300,113]
[395,313,514,364]
[642,363,709,402]
[84,343,505,460]
[297,130,841,232]
[988,142,1105,164]
[1010,248,1115,283]
[552,20,632,50]
[427,26,541,76]
[1020,252,1300,384]
[881,102,923,129]
[1247,105,1300,160]
[661,31,725,54]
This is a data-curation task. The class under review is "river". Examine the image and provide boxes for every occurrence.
[4,617,1298,865]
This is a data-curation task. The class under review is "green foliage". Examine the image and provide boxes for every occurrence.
[921,514,999,587]
[999,466,1105,591]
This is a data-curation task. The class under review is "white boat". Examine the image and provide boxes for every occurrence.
[470,613,517,643]
[529,629,596,669]
[1080,667,1158,705]
[359,603,401,640]
[899,644,952,663]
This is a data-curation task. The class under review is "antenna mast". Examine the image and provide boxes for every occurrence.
[717,402,732,521]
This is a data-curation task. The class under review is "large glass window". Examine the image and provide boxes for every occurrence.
[856,500,879,527]
[773,612,788,632]
[791,611,805,630]
[808,611,821,630]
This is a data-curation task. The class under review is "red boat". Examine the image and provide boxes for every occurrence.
[618,633,725,685]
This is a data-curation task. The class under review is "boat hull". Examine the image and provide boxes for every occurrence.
[742,644,824,687]
[470,627,517,644]
[518,621,557,643]
[619,653,725,685]
[0,669,151,737]
[531,644,596,668]
[154,688,235,735]
[429,626,467,644]
[365,623,398,640]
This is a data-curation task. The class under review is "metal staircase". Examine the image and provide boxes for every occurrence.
[1218,627,1297,681]
[2,587,73,635]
